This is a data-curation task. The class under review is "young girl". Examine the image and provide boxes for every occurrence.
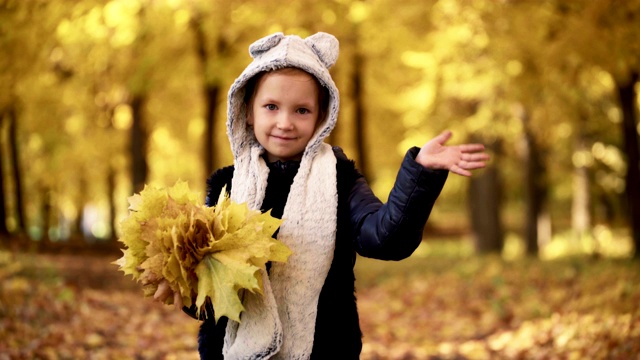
[156,32,489,359]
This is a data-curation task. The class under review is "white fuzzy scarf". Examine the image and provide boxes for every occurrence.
[224,142,338,359]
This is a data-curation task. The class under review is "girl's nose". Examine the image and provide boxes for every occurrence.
[276,113,294,130]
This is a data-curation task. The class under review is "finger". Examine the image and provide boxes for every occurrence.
[434,130,453,145]
[450,164,472,177]
[174,292,184,310]
[459,143,485,153]
[461,153,491,162]
[460,161,487,170]
[154,281,170,302]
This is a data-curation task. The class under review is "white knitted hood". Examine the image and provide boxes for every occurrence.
[223,32,341,360]
[226,32,340,160]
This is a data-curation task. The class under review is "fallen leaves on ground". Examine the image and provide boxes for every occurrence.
[355,246,640,359]
[0,251,199,360]
[1,243,639,359]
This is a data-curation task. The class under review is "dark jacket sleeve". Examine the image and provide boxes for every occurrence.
[205,166,235,207]
[348,147,448,260]
[183,165,235,321]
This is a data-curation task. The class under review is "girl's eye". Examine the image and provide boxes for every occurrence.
[297,108,310,115]
[265,104,277,110]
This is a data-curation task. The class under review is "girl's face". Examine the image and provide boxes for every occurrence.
[248,69,321,162]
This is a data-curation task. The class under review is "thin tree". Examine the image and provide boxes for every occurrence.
[519,107,548,256]
[129,6,151,195]
[615,72,640,258]
[188,12,226,177]
[0,111,9,238]
[468,138,504,253]
[7,107,25,233]
[130,94,148,194]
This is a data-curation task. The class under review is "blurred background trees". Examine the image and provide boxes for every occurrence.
[0,0,637,259]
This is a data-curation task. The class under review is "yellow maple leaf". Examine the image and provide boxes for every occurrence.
[195,254,260,322]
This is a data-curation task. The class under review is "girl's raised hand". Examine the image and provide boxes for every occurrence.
[416,130,490,177]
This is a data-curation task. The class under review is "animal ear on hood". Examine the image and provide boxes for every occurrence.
[249,32,285,59]
[304,32,339,69]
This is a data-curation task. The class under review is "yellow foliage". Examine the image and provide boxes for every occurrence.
[113,180,291,323]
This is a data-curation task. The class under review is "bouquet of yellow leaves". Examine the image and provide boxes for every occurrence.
[113,180,291,323]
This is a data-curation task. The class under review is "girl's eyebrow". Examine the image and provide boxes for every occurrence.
[258,96,316,109]
[256,96,286,105]
[295,101,316,109]
[256,96,279,103]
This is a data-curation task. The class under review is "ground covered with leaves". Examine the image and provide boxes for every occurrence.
[1,243,639,359]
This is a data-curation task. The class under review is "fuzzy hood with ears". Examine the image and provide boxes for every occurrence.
[226,32,340,161]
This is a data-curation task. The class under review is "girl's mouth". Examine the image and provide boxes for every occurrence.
[271,135,295,141]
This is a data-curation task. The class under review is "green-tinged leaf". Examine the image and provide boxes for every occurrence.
[266,239,292,263]
[210,252,263,293]
[195,255,258,322]
[254,210,282,237]
[168,179,202,205]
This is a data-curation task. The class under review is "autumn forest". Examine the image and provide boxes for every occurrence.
[1,0,639,358]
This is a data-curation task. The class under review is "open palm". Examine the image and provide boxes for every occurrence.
[416,130,490,177]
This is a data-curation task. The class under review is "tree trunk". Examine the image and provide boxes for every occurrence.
[204,85,219,177]
[571,130,591,242]
[615,72,640,259]
[130,94,148,194]
[72,172,87,242]
[352,50,369,180]
[189,15,223,177]
[520,107,546,256]
[8,107,25,233]
[40,186,52,249]
[108,165,117,241]
[468,138,504,253]
[0,111,8,238]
